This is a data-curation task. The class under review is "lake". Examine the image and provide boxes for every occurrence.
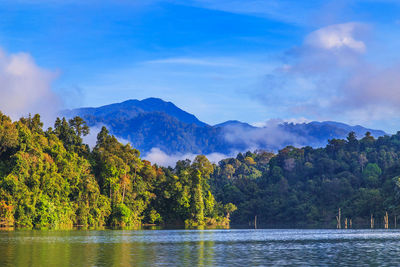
[1,229,400,266]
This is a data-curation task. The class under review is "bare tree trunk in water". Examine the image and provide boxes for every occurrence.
[371,214,374,229]
[336,208,341,229]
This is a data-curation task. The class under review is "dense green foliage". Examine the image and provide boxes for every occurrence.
[3,110,400,229]
[0,112,232,229]
[211,132,400,228]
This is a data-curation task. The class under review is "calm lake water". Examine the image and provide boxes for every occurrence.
[1,229,400,266]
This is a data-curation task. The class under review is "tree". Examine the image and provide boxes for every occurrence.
[19,114,43,133]
[192,155,213,178]
[69,116,90,138]
[190,170,205,224]
[223,164,235,179]
[362,163,382,187]
[244,156,256,165]
[224,203,237,220]
[0,112,231,229]
[96,126,109,147]
[346,131,359,151]
[0,112,18,155]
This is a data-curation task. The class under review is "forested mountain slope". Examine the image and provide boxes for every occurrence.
[63,98,386,155]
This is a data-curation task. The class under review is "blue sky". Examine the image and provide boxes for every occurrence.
[1,0,400,132]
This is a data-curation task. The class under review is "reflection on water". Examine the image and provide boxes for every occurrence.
[1,229,400,266]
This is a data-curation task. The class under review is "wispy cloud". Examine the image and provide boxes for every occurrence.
[168,0,324,25]
[145,57,237,67]
[80,55,275,125]
[251,117,311,127]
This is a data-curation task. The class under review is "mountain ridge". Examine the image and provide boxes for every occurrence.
[62,98,387,155]
[63,97,208,127]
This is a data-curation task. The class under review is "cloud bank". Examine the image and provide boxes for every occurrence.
[256,22,400,128]
[0,48,59,123]
[144,147,230,167]
[222,119,309,152]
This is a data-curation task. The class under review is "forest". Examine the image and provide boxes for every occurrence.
[211,132,400,228]
[1,111,400,229]
[0,112,235,229]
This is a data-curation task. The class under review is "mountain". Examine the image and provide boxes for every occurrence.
[279,121,386,148]
[62,98,387,155]
[306,121,385,138]
[62,98,225,154]
[214,120,256,130]
[63,97,207,127]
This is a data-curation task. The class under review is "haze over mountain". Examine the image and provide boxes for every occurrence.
[62,98,386,157]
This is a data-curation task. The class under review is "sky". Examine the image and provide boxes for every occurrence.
[1,0,400,132]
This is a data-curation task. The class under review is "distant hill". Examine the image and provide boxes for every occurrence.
[64,97,207,127]
[62,98,387,155]
[214,120,256,130]
[279,121,386,148]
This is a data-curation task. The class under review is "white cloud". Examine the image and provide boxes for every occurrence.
[252,21,400,132]
[0,48,59,123]
[305,22,367,53]
[250,121,268,128]
[254,22,378,122]
[223,119,309,151]
[82,125,103,149]
[144,147,229,167]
